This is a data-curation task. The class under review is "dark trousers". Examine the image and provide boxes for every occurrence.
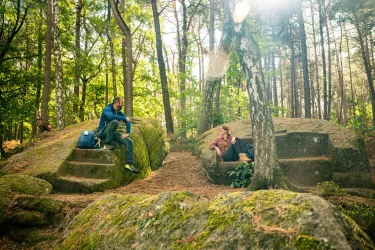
[222,139,244,162]
[98,120,134,164]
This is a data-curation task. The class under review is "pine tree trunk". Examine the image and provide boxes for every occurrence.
[54,0,65,130]
[353,13,375,126]
[323,3,332,120]
[345,25,355,119]
[33,6,43,138]
[272,52,278,116]
[105,55,109,106]
[73,0,82,115]
[41,0,53,130]
[319,0,328,120]
[298,4,311,118]
[151,0,174,134]
[289,24,296,118]
[311,1,322,119]
[279,51,284,118]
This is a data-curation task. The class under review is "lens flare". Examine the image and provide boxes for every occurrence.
[207,49,229,79]
[232,0,250,23]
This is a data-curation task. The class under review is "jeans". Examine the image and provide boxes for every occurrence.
[98,120,134,164]
[222,138,244,162]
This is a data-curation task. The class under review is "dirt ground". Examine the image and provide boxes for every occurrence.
[50,151,242,205]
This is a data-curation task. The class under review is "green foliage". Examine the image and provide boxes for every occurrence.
[229,162,253,188]
[347,108,375,136]
[338,202,375,239]
[317,181,347,197]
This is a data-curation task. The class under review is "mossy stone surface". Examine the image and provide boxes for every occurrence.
[0,175,52,195]
[10,210,48,226]
[197,118,372,188]
[0,181,11,233]
[56,190,374,250]
[12,195,63,214]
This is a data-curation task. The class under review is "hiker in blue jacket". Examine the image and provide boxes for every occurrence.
[97,96,140,173]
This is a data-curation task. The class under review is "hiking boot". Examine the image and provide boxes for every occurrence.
[239,153,251,162]
[124,164,140,173]
[104,144,116,150]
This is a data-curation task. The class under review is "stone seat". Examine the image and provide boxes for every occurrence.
[208,131,334,186]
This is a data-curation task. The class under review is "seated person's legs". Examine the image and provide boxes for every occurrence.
[114,133,139,173]
[98,120,119,147]
[222,139,250,162]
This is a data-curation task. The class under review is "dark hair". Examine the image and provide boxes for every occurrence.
[112,96,122,104]
[221,125,229,132]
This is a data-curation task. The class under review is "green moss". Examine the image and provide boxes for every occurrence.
[294,235,333,249]
[0,175,52,195]
[13,195,64,214]
[10,210,48,226]
[340,213,375,249]
[0,181,11,231]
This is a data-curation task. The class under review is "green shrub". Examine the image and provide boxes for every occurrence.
[228,162,253,188]
[317,181,347,197]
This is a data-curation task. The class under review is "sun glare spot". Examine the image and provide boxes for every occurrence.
[232,1,251,23]
[207,49,229,79]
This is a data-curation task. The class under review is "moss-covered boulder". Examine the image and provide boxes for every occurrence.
[0,175,52,195]
[0,175,54,235]
[197,118,373,188]
[34,117,169,193]
[56,190,374,249]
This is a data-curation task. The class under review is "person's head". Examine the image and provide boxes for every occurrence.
[112,96,124,111]
[220,125,230,136]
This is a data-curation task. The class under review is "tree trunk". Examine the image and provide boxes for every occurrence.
[213,80,221,127]
[41,0,53,130]
[353,12,375,126]
[109,0,133,116]
[289,24,296,118]
[54,0,65,130]
[105,55,109,106]
[272,52,278,117]
[32,6,44,138]
[345,25,355,119]
[324,2,332,120]
[279,50,284,118]
[79,79,87,121]
[298,4,311,118]
[73,0,82,114]
[151,0,174,134]
[311,1,322,119]
[319,0,328,120]
[237,23,287,190]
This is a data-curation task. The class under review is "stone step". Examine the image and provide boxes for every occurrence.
[53,175,112,194]
[71,148,115,164]
[64,161,116,179]
[279,156,333,186]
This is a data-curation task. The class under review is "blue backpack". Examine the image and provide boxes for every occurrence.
[77,130,97,149]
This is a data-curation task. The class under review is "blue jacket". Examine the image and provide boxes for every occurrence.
[97,104,132,134]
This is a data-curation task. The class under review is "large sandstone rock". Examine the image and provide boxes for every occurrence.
[197,118,373,188]
[0,175,54,235]
[55,190,374,249]
[39,117,168,193]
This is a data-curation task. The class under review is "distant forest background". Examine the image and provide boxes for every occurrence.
[1,0,374,157]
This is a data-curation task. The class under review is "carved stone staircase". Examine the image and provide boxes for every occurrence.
[50,148,123,194]
[215,131,334,186]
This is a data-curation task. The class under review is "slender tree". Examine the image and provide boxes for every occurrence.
[151,0,174,134]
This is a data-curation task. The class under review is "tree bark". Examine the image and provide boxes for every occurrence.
[151,0,174,134]
[41,0,53,130]
[311,1,322,119]
[289,24,296,118]
[109,0,133,116]
[323,2,332,120]
[319,0,328,120]
[353,12,375,126]
[279,50,284,118]
[32,6,44,138]
[298,3,311,118]
[344,25,355,119]
[236,22,287,190]
[73,0,82,114]
[272,52,278,116]
[54,0,65,130]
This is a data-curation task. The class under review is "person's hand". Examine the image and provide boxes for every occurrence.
[231,137,236,144]
[121,133,129,139]
[125,117,130,123]
[216,147,222,156]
